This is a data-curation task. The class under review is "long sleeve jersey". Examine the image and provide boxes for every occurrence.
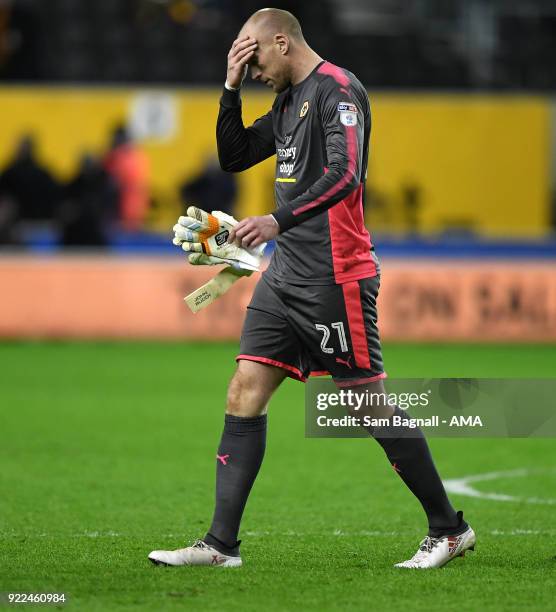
[216,60,378,285]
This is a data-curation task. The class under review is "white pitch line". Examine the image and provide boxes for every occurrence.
[443,468,556,505]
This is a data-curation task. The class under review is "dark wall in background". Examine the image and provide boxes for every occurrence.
[0,0,555,89]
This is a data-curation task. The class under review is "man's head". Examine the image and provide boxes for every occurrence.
[239,8,305,93]
[15,134,35,161]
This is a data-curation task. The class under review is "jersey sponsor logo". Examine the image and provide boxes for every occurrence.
[277,139,298,180]
[277,145,297,178]
[299,100,309,118]
[279,161,295,176]
[338,101,358,126]
[277,146,297,160]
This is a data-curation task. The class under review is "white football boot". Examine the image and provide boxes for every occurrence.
[148,539,242,568]
[395,525,476,569]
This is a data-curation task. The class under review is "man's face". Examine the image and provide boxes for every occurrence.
[243,29,291,93]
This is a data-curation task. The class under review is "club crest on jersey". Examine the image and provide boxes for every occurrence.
[299,100,309,118]
[338,101,358,126]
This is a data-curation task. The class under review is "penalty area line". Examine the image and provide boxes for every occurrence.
[443,467,556,505]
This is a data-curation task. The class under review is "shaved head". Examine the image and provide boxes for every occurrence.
[233,7,319,94]
[243,8,304,43]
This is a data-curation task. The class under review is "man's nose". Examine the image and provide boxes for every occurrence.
[251,66,262,81]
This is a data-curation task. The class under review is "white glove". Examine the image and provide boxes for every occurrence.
[173,206,265,272]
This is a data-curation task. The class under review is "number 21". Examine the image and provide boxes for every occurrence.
[315,321,348,354]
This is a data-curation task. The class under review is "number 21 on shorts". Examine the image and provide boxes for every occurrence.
[315,322,348,354]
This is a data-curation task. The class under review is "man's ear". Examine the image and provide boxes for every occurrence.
[274,33,289,55]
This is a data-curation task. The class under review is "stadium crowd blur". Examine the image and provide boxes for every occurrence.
[0,0,555,247]
[0,127,151,246]
[2,0,555,88]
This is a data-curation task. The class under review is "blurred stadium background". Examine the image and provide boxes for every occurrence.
[1,1,555,610]
[1,0,556,340]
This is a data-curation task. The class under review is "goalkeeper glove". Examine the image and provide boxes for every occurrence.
[173,207,265,272]
[173,206,265,312]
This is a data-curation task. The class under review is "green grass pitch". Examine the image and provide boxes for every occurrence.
[1,342,555,610]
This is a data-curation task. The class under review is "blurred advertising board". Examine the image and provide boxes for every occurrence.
[0,257,555,342]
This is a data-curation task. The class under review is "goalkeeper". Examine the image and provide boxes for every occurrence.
[149,7,475,569]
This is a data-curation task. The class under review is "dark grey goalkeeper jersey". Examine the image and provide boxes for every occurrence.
[217,60,378,285]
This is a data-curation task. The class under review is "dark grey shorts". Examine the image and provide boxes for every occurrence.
[238,273,385,387]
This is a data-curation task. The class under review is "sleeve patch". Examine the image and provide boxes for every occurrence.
[338,101,358,126]
[337,102,358,113]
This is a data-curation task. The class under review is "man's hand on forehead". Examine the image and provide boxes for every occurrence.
[234,34,257,47]
[226,35,258,89]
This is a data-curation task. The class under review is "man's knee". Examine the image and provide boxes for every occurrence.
[226,360,286,417]
[227,369,263,416]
